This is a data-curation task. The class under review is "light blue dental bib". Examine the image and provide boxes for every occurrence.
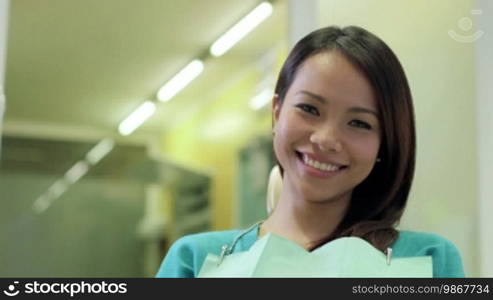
[198,233,432,277]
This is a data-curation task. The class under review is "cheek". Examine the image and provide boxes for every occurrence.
[273,116,302,163]
[274,114,294,148]
[273,135,282,162]
[367,138,381,159]
[350,135,380,163]
[278,112,310,138]
[273,122,288,164]
[274,128,292,155]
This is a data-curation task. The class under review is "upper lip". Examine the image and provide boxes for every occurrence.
[298,151,348,167]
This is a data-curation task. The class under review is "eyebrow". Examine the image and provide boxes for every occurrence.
[348,107,379,118]
[297,90,379,118]
[297,90,326,103]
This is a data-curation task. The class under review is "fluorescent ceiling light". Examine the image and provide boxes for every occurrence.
[64,161,89,184]
[118,101,156,136]
[157,60,204,102]
[210,2,273,57]
[49,179,68,199]
[32,194,53,214]
[31,138,113,214]
[249,88,273,110]
[86,138,114,165]
[32,178,69,214]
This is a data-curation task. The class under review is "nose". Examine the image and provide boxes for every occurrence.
[309,125,342,153]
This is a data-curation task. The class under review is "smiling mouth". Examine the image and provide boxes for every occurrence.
[295,151,348,173]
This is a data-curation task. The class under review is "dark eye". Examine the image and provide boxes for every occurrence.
[296,104,319,116]
[349,119,372,130]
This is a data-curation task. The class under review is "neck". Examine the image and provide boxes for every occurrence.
[260,178,351,250]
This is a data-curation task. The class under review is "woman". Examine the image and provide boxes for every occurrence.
[156,26,464,278]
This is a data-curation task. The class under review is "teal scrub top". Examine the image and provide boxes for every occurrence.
[155,225,465,278]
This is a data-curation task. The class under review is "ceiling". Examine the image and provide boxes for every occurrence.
[3,0,287,143]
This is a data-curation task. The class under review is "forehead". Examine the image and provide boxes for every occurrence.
[287,51,377,110]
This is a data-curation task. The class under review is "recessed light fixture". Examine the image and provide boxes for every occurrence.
[210,2,273,57]
[118,101,156,136]
[64,161,89,184]
[157,59,204,102]
[86,138,114,165]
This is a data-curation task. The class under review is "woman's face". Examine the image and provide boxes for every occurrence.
[273,51,381,204]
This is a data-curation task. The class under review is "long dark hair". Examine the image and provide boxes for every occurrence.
[273,26,416,252]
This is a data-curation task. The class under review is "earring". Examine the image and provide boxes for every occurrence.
[376,158,381,163]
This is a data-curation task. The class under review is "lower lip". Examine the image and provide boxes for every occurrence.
[296,153,346,178]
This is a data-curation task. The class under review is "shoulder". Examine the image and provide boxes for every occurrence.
[393,230,465,278]
[171,230,240,252]
[155,230,241,278]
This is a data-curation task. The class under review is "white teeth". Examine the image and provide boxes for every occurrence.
[302,154,341,172]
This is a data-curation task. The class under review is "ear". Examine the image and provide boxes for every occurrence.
[272,93,281,124]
